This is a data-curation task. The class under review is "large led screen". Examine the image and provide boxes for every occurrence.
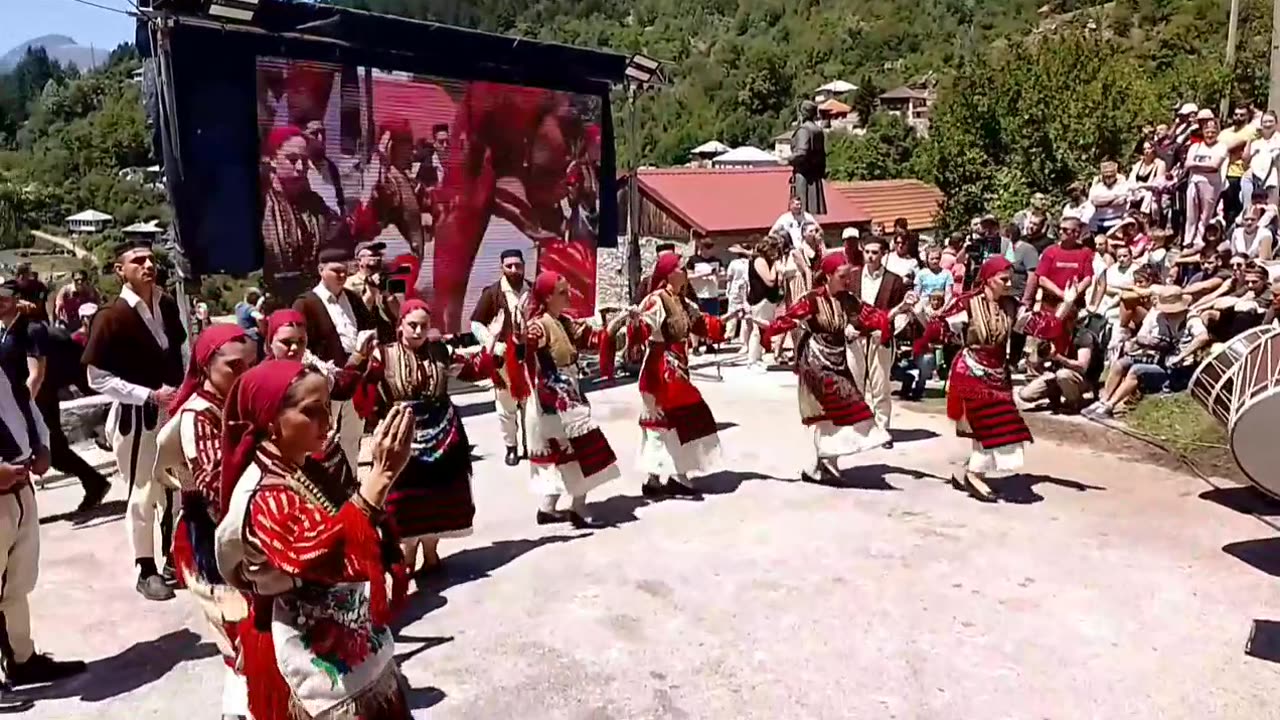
[256,58,604,330]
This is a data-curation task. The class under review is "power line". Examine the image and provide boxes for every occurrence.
[60,0,137,17]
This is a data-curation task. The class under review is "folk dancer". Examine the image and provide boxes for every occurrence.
[469,249,530,466]
[0,363,86,689]
[82,239,186,601]
[367,300,501,578]
[848,235,908,448]
[919,257,1075,502]
[154,325,256,718]
[516,272,626,529]
[632,254,730,499]
[293,247,379,471]
[761,252,913,482]
[215,361,415,720]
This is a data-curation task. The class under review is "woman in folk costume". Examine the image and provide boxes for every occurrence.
[155,325,256,719]
[919,256,1076,502]
[215,360,415,720]
[266,309,377,426]
[632,253,731,499]
[761,252,915,483]
[364,299,501,578]
[516,271,627,529]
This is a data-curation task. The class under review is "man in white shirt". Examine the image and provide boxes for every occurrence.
[849,237,912,446]
[0,367,87,688]
[470,249,530,465]
[82,239,187,601]
[1087,161,1131,234]
[770,196,818,248]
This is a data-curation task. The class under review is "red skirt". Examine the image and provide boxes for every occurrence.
[947,351,1032,450]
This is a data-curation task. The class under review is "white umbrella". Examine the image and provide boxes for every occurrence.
[710,146,783,166]
[815,80,857,94]
[690,140,732,156]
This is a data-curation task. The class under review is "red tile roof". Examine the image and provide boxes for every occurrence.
[832,179,944,230]
[631,167,871,237]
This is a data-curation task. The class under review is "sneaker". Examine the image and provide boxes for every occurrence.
[6,653,86,687]
[136,573,175,602]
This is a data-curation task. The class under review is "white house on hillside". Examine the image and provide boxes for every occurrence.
[66,209,113,236]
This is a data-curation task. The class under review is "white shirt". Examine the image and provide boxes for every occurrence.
[1231,226,1274,258]
[770,211,817,246]
[87,286,171,406]
[0,367,48,463]
[861,266,886,306]
[1087,178,1131,224]
[1248,134,1280,186]
[1062,201,1095,225]
[688,257,722,300]
[1187,140,1229,177]
[725,257,750,306]
[885,252,919,279]
[313,282,359,354]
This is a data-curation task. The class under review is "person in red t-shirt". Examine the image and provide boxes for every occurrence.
[1027,217,1096,312]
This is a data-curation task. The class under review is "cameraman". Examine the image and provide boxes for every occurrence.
[345,240,397,343]
[1018,319,1104,414]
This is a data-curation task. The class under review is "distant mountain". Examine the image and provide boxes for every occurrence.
[0,35,108,72]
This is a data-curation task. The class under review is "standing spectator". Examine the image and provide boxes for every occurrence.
[34,317,111,512]
[724,243,753,346]
[1242,110,1280,217]
[1085,287,1210,417]
[770,196,817,248]
[841,227,864,268]
[1184,118,1228,251]
[635,243,678,304]
[886,231,920,278]
[345,239,397,343]
[686,239,726,353]
[1062,182,1095,227]
[50,270,99,331]
[1128,141,1168,218]
[941,231,968,286]
[1220,104,1259,229]
[745,237,783,372]
[1018,315,1104,414]
[1013,193,1050,233]
[1029,217,1095,312]
[914,247,955,302]
[12,265,48,323]
[234,288,264,345]
[1004,223,1041,363]
[1228,206,1274,260]
[1023,212,1055,253]
[1087,161,1131,234]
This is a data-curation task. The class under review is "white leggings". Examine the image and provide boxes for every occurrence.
[1185,173,1223,250]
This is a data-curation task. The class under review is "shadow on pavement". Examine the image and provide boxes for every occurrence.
[1223,538,1280,577]
[40,499,125,527]
[1200,486,1280,517]
[457,400,496,420]
[1247,619,1280,664]
[590,494,650,526]
[713,421,738,433]
[406,684,447,711]
[440,535,583,591]
[835,463,945,491]
[699,470,775,495]
[888,428,940,444]
[393,633,454,665]
[17,628,216,704]
[991,473,1106,505]
[391,592,449,633]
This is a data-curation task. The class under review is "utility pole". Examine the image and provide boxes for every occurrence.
[1271,0,1280,112]
[626,82,641,301]
[1221,0,1241,118]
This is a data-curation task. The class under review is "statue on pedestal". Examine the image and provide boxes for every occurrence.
[788,100,827,215]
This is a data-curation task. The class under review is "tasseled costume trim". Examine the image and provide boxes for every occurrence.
[171,493,222,590]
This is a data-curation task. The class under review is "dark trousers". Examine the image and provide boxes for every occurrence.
[35,393,109,494]
[1224,177,1244,230]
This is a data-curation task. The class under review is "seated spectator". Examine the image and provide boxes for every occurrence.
[1116,266,1158,351]
[1063,182,1095,226]
[1018,313,1105,413]
[893,291,949,400]
[914,247,954,302]
[1084,286,1211,418]
[1143,229,1174,279]
[1228,207,1274,260]
[1190,252,1250,319]
[1175,246,1231,299]
[1199,262,1272,340]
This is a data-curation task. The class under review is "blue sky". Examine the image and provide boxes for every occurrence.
[1,0,137,57]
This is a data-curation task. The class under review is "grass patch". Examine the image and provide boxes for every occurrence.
[1125,393,1228,457]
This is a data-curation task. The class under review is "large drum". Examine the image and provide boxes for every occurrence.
[1189,325,1280,497]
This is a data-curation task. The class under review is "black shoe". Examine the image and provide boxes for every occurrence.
[136,573,175,601]
[641,481,668,499]
[504,446,519,466]
[800,470,823,485]
[881,439,895,450]
[535,510,569,525]
[160,558,178,588]
[7,653,86,687]
[567,511,607,530]
[663,481,703,500]
[960,474,998,503]
[75,481,109,514]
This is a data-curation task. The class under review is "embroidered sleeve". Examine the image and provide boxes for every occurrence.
[637,294,665,337]
[246,488,373,584]
[762,294,813,344]
[854,304,893,346]
[450,349,495,382]
[181,409,223,508]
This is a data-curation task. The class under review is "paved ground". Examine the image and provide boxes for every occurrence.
[17,360,1280,719]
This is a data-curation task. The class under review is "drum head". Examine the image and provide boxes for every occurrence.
[1230,389,1280,500]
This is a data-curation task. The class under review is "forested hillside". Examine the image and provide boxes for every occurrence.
[334,0,1273,227]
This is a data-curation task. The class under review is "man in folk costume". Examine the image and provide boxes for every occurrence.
[762,252,915,482]
[916,256,1078,502]
[214,361,415,720]
[470,249,530,466]
[631,254,732,498]
[154,325,256,719]
[83,239,186,601]
[847,235,908,449]
[0,362,86,690]
[293,247,379,472]
[515,272,627,529]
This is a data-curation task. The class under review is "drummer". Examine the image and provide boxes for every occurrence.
[1084,286,1211,419]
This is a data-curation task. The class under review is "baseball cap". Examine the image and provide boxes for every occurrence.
[841,227,860,240]
[1178,102,1199,116]
[1196,108,1216,121]
[354,240,386,257]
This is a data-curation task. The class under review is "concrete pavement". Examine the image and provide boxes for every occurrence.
[17,365,1280,719]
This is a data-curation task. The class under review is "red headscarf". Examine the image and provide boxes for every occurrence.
[976,255,1013,286]
[264,125,304,157]
[818,251,849,278]
[398,298,430,320]
[219,360,307,515]
[648,252,682,294]
[169,325,247,415]
[266,309,306,346]
[525,271,562,321]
